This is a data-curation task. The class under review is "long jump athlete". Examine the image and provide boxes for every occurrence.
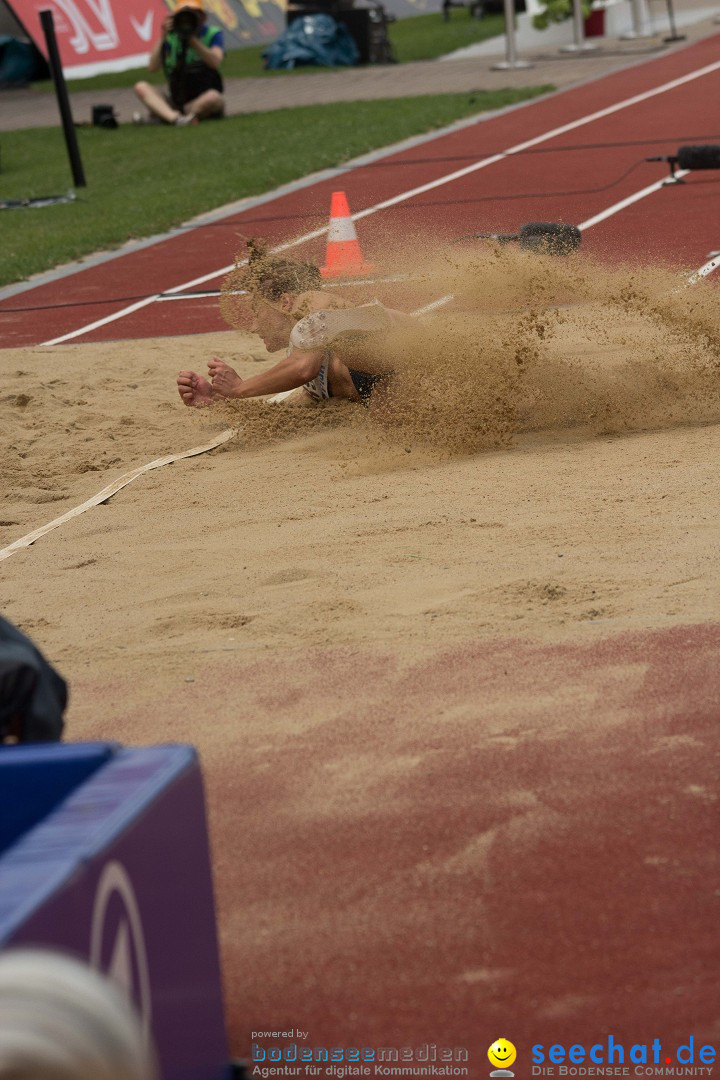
[177,243,414,409]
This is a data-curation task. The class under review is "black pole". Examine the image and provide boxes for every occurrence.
[663,0,686,42]
[39,8,86,188]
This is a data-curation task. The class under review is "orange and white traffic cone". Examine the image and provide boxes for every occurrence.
[321,191,373,278]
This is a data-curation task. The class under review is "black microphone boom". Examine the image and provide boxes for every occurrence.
[676,145,720,169]
[646,144,720,183]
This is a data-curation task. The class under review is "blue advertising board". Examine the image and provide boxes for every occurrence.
[0,743,231,1080]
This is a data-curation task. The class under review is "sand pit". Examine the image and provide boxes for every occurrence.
[2,255,719,1057]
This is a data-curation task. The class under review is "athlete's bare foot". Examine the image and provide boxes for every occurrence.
[207,357,244,398]
[177,370,218,408]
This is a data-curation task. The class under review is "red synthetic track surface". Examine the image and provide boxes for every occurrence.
[199,625,719,1057]
[2,34,720,348]
[100,623,720,1061]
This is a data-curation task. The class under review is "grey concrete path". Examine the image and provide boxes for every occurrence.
[0,0,717,131]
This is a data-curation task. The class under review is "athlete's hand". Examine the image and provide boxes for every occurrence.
[207,356,239,379]
[208,357,244,399]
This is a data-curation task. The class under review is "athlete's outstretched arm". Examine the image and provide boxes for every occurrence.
[209,348,325,399]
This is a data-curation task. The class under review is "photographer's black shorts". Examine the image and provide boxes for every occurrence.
[169,63,223,111]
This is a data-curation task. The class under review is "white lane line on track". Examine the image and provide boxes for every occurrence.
[687,253,720,284]
[157,291,220,301]
[154,275,410,302]
[40,57,720,348]
[413,294,456,315]
[42,294,162,346]
[578,171,690,231]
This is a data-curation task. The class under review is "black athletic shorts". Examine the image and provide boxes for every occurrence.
[348,369,389,404]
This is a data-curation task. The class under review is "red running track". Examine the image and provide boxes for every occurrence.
[1,34,720,349]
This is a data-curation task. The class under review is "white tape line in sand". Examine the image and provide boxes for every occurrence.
[41,58,720,348]
[0,428,236,564]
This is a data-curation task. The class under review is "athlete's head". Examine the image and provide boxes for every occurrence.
[221,240,323,349]
[243,239,322,302]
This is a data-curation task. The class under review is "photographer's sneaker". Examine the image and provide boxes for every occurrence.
[175,113,198,126]
[133,112,163,126]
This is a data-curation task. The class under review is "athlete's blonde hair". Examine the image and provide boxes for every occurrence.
[220,239,322,329]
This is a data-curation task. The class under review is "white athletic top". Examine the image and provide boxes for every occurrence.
[292,300,392,402]
[291,300,393,351]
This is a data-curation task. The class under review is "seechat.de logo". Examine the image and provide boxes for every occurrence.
[490,1038,518,1078]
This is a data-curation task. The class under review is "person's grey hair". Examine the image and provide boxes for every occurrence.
[0,950,157,1080]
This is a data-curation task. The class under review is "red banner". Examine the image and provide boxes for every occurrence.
[4,0,434,76]
[5,0,170,76]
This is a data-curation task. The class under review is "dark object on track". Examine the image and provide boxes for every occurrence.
[676,145,720,169]
[646,144,720,184]
[518,221,582,255]
[460,220,582,256]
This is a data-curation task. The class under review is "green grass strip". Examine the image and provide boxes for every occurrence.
[0,88,552,288]
[389,9,506,62]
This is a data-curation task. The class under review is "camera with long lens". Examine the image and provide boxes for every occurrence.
[172,8,203,39]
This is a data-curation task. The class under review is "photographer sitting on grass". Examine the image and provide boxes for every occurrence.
[133,0,224,127]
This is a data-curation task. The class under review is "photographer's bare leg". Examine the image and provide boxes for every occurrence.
[133,80,180,124]
[184,89,224,120]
